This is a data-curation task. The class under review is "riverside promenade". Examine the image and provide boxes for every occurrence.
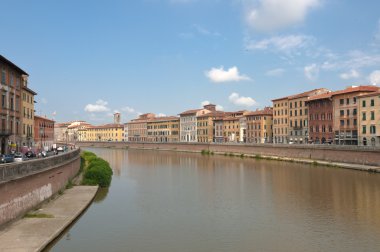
[0,186,98,252]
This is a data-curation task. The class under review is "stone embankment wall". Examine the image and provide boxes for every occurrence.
[0,149,81,227]
[77,141,380,167]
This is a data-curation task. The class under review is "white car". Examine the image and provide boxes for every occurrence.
[14,153,26,162]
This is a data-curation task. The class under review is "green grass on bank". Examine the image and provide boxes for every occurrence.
[81,151,113,188]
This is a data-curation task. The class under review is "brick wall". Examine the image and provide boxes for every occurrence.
[0,150,80,227]
[78,141,380,167]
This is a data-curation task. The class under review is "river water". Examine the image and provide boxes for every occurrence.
[47,148,380,252]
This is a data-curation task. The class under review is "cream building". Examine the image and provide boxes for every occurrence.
[179,105,212,142]
[21,77,37,147]
[357,91,380,146]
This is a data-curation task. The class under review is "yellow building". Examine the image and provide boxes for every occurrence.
[357,91,380,146]
[223,116,241,143]
[245,107,273,144]
[86,124,124,142]
[147,116,179,142]
[197,111,225,143]
[272,97,289,144]
[127,113,155,142]
[21,80,37,147]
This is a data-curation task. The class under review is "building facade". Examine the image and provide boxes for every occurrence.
[307,92,334,144]
[0,55,26,153]
[245,107,273,144]
[127,113,155,142]
[332,86,379,145]
[179,106,211,142]
[147,116,179,142]
[357,91,380,146]
[34,115,55,151]
[288,88,330,144]
[272,97,289,144]
[21,78,37,148]
[86,124,124,142]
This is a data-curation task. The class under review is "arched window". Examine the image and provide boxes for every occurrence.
[363,137,367,146]
[371,137,376,147]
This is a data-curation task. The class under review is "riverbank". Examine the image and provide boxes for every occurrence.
[0,186,98,252]
[77,142,380,173]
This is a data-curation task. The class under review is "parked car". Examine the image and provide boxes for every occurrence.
[1,154,15,163]
[25,151,36,158]
[14,153,27,162]
[56,147,64,153]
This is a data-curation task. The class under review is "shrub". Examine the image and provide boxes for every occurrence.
[81,151,113,188]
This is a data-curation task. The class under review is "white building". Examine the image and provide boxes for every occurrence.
[179,105,212,142]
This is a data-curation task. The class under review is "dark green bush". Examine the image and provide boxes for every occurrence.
[81,151,113,188]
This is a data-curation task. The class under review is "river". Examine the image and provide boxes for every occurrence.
[46,147,380,252]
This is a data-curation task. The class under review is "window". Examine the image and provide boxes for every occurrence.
[1,94,5,108]
[362,112,366,121]
[371,111,375,120]
[362,100,366,107]
[354,119,357,126]
[340,120,344,126]
[340,99,344,105]
[362,125,366,134]
[300,109,302,116]
[305,109,308,115]
[346,98,349,105]
[347,109,350,116]
[371,99,375,106]
[1,68,5,84]
[353,109,357,115]
[353,97,357,104]
[295,110,297,116]
[340,110,344,116]
[370,125,376,134]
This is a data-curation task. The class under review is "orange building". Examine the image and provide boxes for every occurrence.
[34,115,55,151]
[245,107,273,144]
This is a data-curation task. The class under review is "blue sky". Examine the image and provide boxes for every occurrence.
[2,0,380,124]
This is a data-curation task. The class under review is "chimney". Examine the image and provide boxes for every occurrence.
[204,104,216,111]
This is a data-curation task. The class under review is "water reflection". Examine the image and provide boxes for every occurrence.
[49,148,380,252]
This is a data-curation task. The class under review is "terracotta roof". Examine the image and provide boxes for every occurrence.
[244,107,273,116]
[197,111,226,118]
[357,90,380,98]
[148,116,179,122]
[307,91,334,101]
[179,109,202,115]
[22,86,37,95]
[330,85,380,97]
[288,88,329,100]
[0,55,28,75]
[88,123,123,129]
[34,115,55,123]
[271,95,290,102]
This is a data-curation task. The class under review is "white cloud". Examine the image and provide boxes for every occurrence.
[121,106,137,114]
[228,92,256,107]
[245,35,314,53]
[205,66,251,83]
[265,68,285,76]
[201,100,211,107]
[84,99,110,113]
[246,0,320,32]
[193,24,220,37]
[340,69,360,80]
[369,70,380,85]
[304,64,319,81]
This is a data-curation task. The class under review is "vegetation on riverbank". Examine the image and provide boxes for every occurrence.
[81,151,113,188]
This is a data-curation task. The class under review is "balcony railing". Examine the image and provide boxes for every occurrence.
[0,129,12,136]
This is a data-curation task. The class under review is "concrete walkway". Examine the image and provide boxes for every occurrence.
[0,186,98,252]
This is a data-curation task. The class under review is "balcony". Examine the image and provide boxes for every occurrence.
[0,129,12,136]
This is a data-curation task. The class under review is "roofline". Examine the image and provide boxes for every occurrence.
[0,55,29,76]
[22,86,37,95]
